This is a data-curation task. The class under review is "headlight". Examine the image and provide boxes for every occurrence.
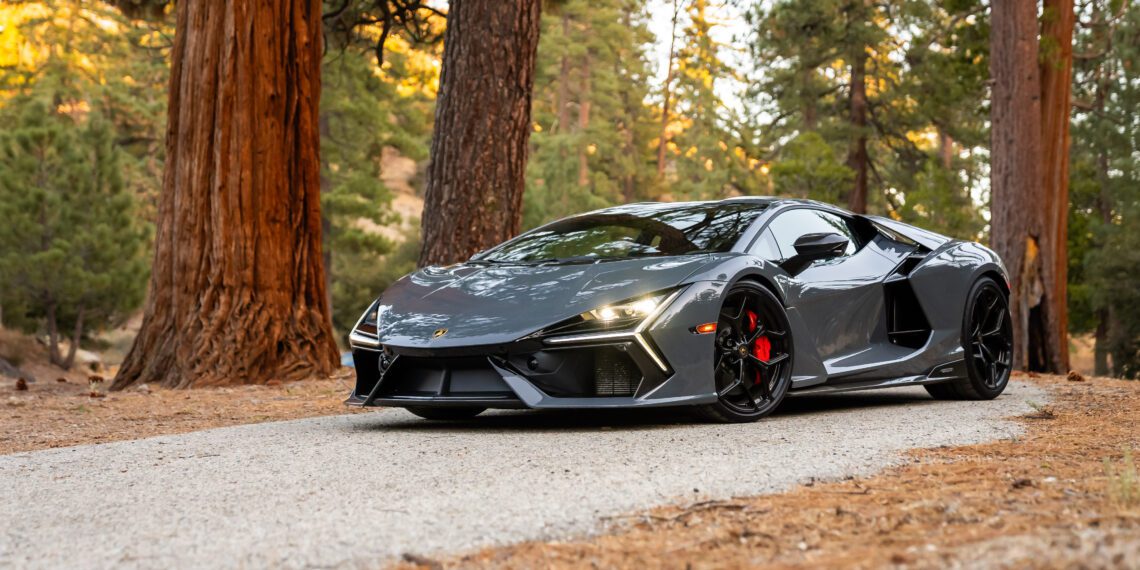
[540,288,684,373]
[360,305,379,328]
[581,292,669,327]
[349,300,383,348]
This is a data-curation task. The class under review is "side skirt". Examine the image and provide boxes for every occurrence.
[788,359,967,396]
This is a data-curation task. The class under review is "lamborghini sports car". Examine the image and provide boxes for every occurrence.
[346,198,1013,422]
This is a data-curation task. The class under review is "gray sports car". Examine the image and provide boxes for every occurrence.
[346,198,1013,422]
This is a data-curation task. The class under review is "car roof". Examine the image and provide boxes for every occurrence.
[597,196,848,214]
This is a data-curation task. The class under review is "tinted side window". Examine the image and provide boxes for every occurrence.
[766,209,859,262]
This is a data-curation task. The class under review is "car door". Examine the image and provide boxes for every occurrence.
[758,207,898,369]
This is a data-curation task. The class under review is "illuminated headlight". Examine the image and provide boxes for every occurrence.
[581,291,670,328]
[541,288,685,373]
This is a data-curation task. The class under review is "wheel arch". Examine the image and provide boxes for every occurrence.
[715,264,828,389]
[978,268,1010,297]
[730,272,783,304]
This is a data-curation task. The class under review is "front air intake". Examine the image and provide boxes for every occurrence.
[594,348,640,396]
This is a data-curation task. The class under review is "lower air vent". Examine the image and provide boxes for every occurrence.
[594,349,640,396]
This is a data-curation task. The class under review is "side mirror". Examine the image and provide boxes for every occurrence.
[793,232,849,259]
[781,232,849,274]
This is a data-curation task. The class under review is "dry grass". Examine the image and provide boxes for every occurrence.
[1,368,367,454]
[399,373,1140,569]
[1106,448,1139,509]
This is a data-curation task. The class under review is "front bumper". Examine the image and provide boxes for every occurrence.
[345,336,711,410]
[346,283,729,410]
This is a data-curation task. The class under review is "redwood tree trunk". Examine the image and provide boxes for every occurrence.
[1039,0,1075,372]
[418,0,542,266]
[989,0,1064,373]
[113,0,338,389]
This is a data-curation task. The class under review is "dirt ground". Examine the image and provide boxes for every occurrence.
[1,368,366,455]
[4,362,1138,569]
[398,373,1139,569]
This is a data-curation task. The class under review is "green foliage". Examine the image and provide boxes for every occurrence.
[1067,0,1140,377]
[746,0,988,235]
[525,0,658,227]
[666,0,763,200]
[893,161,984,241]
[0,2,158,364]
[2,0,1138,379]
[320,13,438,336]
[0,1,172,208]
[0,97,148,348]
[768,131,851,204]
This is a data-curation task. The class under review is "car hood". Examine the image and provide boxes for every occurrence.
[373,255,719,348]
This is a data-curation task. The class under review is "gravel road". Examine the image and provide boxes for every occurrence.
[0,381,1043,569]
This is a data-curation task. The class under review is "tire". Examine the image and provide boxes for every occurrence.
[925,276,1013,400]
[698,281,794,423]
[405,406,486,420]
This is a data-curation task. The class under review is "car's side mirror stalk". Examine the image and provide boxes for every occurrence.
[780,232,850,275]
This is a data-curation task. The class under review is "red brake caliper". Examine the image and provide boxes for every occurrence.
[745,310,771,385]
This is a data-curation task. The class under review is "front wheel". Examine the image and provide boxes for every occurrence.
[698,281,794,423]
[405,406,486,420]
[926,276,1013,400]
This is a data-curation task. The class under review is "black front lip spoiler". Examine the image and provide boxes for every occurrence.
[345,394,528,409]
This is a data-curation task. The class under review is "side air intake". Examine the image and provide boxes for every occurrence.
[884,252,932,349]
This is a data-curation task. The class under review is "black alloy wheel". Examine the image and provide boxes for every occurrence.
[926,276,1013,400]
[699,281,794,423]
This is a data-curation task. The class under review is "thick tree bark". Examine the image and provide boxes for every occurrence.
[1039,0,1075,372]
[990,0,1064,373]
[845,44,869,214]
[418,0,542,266]
[113,0,339,389]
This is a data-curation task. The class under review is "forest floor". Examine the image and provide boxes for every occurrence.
[4,358,1138,568]
[404,372,1140,569]
[0,368,365,455]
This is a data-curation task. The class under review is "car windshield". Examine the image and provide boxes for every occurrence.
[476,203,767,264]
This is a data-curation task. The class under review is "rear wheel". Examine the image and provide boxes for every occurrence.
[699,282,794,423]
[405,406,486,420]
[926,276,1013,400]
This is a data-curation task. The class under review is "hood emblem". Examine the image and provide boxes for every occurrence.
[432,328,448,339]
